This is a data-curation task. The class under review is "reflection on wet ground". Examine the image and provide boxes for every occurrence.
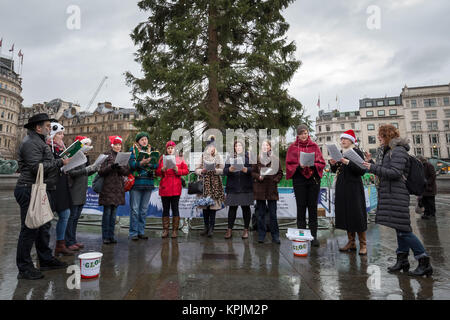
[1,191,449,300]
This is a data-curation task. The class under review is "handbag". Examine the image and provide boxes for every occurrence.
[124,174,135,192]
[188,179,203,195]
[92,173,104,194]
[25,163,54,229]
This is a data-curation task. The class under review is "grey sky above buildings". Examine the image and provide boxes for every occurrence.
[1,0,449,126]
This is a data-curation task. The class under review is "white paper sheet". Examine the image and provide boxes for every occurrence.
[260,167,274,176]
[204,161,216,171]
[300,152,315,167]
[326,144,343,161]
[93,154,108,167]
[115,152,131,167]
[62,150,87,173]
[228,156,244,172]
[163,155,176,169]
[343,148,366,169]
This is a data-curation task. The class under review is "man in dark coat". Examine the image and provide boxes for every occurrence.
[14,113,70,280]
[416,155,437,219]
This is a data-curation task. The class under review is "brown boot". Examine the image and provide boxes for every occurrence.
[358,232,367,256]
[54,240,75,256]
[241,229,249,239]
[224,228,232,239]
[339,232,356,252]
[171,216,180,238]
[162,216,170,238]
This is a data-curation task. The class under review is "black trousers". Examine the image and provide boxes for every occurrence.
[422,196,436,217]
[14,186,54,272]
[227,206,251,229]
[161,196,180,217]
[203,208,217,229]
[293,180,320,238]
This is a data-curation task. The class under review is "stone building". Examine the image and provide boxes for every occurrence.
[0,56,23,159]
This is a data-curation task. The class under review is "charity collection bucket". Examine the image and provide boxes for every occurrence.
[291,239,309,257]
[78,252,103,279]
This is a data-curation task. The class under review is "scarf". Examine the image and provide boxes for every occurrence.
[46,138,65,154]
[286,136,325,180]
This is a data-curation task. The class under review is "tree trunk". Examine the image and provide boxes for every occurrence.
[207,2,221,130]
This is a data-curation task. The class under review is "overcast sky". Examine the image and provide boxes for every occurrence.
[1,0,449,130]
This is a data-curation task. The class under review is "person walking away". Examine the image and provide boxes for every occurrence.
[416,155,437,220]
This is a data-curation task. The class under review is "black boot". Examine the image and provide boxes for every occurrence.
[388,252,410,273]
[409,256,433,277]
[200,225,208,236]
[310,228,319,247]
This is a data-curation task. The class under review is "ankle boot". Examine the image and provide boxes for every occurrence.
[54,240,75,256]
[161,216,170,238]
[409,256,433,277]
[207,225,214,237]
[357,232,367,256]
[388,252,410,273]
[171,216,180,238]
[224,228,232,239]
[241,229,249,239]
[339,232,356,252]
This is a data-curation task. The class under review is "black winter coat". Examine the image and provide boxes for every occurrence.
[422,162,437,197]
[50,146,72,212]
[223,152,253,194]
[369,138,412,232]
[330,148,367,232]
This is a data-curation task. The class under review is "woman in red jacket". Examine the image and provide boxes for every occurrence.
[286,124,326,247]
[156,141,189,238]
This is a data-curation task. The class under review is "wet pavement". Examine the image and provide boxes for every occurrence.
[0,190,449,300]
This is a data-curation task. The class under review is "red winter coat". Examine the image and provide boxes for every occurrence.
[286,136,325,180]
[156,156,189,197]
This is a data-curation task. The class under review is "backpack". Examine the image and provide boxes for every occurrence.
[403,155,426,196]
[92,174,104,194]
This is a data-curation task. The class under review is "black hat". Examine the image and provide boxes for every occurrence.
[24,113,57,129]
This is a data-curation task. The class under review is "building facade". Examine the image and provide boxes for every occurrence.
[0,57,23,159]
[315,109,361,158]
[359,96,405,158]
[401,84,450,160]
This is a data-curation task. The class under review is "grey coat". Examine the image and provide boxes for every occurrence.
[369,137,412,232]
[67,162,96,206]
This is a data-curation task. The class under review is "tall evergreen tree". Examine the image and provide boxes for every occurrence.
[126,0,309,150]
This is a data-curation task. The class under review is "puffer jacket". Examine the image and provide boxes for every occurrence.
[369,137,412,232]
[16,130,63,190]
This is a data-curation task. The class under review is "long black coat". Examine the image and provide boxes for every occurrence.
[369,138,411,232]
[223,152,253,194]
[423,162,437,197]
[330,148,367,232]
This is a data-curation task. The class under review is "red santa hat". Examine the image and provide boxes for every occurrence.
[109,135,123,146]
[75,135,92,145]
[340,129,358,145]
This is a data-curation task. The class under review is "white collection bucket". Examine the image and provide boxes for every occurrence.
[78,252,103,279]
[292,240,309,257]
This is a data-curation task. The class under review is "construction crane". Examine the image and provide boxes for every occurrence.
[86,76,108,112]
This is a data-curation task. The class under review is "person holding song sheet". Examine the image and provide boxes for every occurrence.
[223,140,254,240]
[286,124,325,247]
[127,132,158,241]
[195,135,225,237]
[329,130,368,255]
[98,136,129,244]
[156,141,189,238]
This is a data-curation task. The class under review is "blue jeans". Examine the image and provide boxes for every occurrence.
[102,205,117,240]
[257,200,279,241]
[396,230,428,260]
[65,204,84,246]
[129,188,153,237]
[56,208,70,241]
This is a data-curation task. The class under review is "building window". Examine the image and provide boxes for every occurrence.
[389,109,397,115]
[0,124,2,132]
[318,126,322,132]
[367,124,375,131]
[411,100,417,108]
[319,137,322,142]
[444,120,450,130]
[430,147,440,158]
[326,136,331,142]
[425,110,437,119]
[326,125,330,132]
[377,101,384,106]
[351,123,355,129]
[377,110,385,117]
[365,101,373,107]
[368,136,376,144]
[424,98,436,107]
[411,121,422,131]
[429,134,439,144]
[411,111,419,120]
[444,109,450,118]
[447,133,450,144]
[391,123,399,128]
[414,148,423,156]
[366,110,374,117]
[369,148,377,158]
[413,135,422,145]
[443,97,449,106]
[427,121,438,131]
[340,124,345,130]
[388,100,396,106]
